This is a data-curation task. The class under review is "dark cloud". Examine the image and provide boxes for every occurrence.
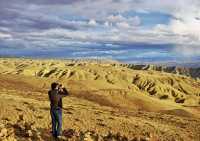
[0,38,27,50]
[0,0,82,32]
[112,0,121,2]
[17,16,78,31]
[0,0,82,7]
[24,0,82,5]
[0,6,78,32]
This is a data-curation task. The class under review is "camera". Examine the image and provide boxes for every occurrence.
[58,84,64,92]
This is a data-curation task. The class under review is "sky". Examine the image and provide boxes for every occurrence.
[0,0,200,63]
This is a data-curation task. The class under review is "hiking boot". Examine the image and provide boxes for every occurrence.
[57,135,67,140]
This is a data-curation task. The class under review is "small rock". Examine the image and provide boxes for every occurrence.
[0,128,8,137]
[27,130,33,137]
[7,128,15,137]
[25,122,33,130]
[16,122,25,131]
[140,136,149,141]
[63,129,76,138]
[83,132,94,141]
[0,123,5,129]
[131,136,139,141]
[2,136,17,141]
[57,135,67,141]
[19,114,24,121]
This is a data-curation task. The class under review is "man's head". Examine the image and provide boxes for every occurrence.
[51,82,59,90]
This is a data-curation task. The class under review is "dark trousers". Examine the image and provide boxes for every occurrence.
[50,107,62,137]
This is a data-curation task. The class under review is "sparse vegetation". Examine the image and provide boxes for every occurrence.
[159,94,169,100]
[175,98,185,103]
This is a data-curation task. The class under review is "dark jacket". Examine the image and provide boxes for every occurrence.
[48,88,69,109]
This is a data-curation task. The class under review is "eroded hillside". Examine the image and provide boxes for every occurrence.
[121,64,200,79]
[0,58,199,107]
[0,58,200,141]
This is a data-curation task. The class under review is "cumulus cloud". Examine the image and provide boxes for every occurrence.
[107,14,140,25]
[88,19,97,26]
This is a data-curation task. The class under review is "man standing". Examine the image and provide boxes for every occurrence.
[48,82,69,138]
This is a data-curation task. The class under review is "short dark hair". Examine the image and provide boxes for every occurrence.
[51,82,59,90]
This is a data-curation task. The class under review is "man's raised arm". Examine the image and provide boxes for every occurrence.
[59,87,69,96]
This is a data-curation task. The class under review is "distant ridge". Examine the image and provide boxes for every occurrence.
[120,64,200,79]
[0,56,120,64]
[1,57,200,79]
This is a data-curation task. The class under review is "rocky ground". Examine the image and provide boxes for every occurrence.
[0,114,159,141]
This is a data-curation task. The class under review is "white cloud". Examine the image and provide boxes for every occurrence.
[104,21,110,27]
[116,22,130,29]
[170,17,200,42]
[107,14,141,26]
[0,32,12,39]
[88,19,97,26]
[107,14,125,23]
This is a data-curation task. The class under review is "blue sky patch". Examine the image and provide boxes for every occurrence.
[122,10,172,28]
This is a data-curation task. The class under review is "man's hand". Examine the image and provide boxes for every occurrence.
[59,87,69,96]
